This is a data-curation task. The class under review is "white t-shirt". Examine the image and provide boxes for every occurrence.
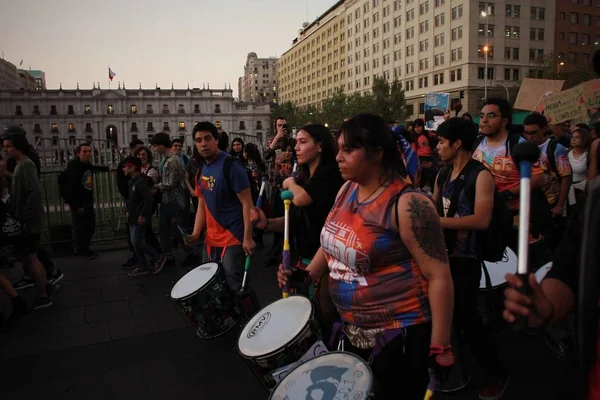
[568,150,588,183]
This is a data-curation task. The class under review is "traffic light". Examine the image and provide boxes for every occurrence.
[460,90,465,99]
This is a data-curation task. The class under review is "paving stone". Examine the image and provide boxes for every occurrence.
[86,300,131,323]
[109,314,159,340]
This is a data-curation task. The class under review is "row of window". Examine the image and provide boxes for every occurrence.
[559,32,599,46]
[14,104,223,116]
[32,120,264,134]
[560,12,598,26]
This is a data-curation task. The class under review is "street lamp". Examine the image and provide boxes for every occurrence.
[481,11,489,100]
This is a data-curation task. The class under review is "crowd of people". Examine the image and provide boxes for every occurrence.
[1,94,600,399]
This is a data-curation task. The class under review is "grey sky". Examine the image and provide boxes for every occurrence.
[1,0,338,97]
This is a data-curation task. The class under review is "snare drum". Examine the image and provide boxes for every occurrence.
[535,262,553,283]
[476,248,518,334]
[269,351,375,400]
[170,262,241,339]
[238,295,319,389]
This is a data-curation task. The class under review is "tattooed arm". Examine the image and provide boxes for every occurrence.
[396,192,454,347]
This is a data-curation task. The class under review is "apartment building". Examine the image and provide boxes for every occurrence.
[238,52,278,103]
[554,0,600,74]
[279,0,555,119]
[278,1,347,107]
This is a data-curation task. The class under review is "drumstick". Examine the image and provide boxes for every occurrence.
[291,160,298,178]
[512,142,541,332]
[281,189,294,298]
[240,255,252,292]
[256,176,267,210]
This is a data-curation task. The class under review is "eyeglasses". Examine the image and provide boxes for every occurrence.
[479,112,499,120]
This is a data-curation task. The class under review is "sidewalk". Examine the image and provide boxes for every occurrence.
[0,237,579,399]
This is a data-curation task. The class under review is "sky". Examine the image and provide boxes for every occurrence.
[1,0,339,98]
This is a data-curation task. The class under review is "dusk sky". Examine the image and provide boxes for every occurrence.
[1,0,338,97]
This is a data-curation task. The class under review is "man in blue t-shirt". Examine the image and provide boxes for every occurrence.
[185,122,255,291]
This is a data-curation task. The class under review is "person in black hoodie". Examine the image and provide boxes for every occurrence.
[117,139,144,268]
[122,156,166,276]
[66,142,109,259]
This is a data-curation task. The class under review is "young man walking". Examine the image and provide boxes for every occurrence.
[122,156,166,276]
[65,142,109,259]
[186,122,255,291]
[4,133,56,309]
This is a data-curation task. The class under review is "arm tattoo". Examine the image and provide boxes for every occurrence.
[407,196,449,263]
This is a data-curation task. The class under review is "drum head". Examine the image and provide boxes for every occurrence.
[238,296,312,358]
[535,262,553,283]
[270,352,373,400]
[480,247,518,288]
[170,262,219,300]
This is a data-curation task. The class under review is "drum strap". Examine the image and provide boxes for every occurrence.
[329,320,406,362]
[206,245,228,262]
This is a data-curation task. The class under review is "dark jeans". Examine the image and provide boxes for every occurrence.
[345,322,431,399]
[130,224,160,268]
[37,247,54,274]
[159,200,188,256]
[127,218,161,261]
[450,257,505,384]
[71,204,96,255]
[202,244,246,291]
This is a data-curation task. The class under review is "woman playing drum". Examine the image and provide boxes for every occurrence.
[278,114,455,399]
[252,124,343,339]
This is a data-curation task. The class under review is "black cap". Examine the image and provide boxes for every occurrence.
[4,124,26,135]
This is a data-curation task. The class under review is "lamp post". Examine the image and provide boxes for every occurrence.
[481,11,489,100]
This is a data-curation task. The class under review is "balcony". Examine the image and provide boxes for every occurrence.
[33,110,40,115]
[15,111,23,116]
[34,128,42,134]
[51,128,59,133]
[214,109,222,114]
[85,127,93,133]
[131,127,139,132]
[178,109,185,114]
[147,126,155,132]
[163,126,171,131]
[50,110,57,115]
[194,107,200,113]
[162,109,170,114]
[147,109,154,114]
[84,110,92,115]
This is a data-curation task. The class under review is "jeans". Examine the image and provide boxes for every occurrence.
[130,224,160,268]
[450,257,506,384]
[71,204,96,255]
[159,200,187,257]
[202,244,245,292]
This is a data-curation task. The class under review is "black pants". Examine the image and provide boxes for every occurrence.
[37,247,55,274]
[71,205,96,255]
[345,322,431,400]
[450,257,505,384]
[144,221,161,253]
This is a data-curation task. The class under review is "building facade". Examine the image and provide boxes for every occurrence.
[238,52,279,103]
[0,87,271,150]
[278,0,556,119]
[554,0,600,75]
[0,59,18,90]
[28,70,47,90]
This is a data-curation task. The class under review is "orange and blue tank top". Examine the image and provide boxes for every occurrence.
[321,178,431,331]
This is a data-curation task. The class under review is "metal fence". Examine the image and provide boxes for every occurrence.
[34,137,127,252]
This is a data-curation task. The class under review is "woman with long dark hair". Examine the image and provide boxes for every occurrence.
[133,146,161,252]
[277,114,454,399]
[252,124,344,338]
[243,142,266,183]
[230,138,245,160]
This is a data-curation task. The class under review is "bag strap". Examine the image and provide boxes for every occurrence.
[547,140,561,181]
[444,160,481,218]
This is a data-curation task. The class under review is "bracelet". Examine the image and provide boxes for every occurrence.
[264,219,270,232]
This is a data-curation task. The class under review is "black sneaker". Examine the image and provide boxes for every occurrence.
[13,277,34,291]
[32,297,53,310]
[47,269,64,285]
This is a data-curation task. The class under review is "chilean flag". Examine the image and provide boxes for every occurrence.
[108,68,116,81]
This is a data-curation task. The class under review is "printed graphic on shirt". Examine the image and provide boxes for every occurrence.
[321,220,370,286]
[539,140,572,206]
[441,179,478,259]
[200,175,216,191]
[82,170,92,191]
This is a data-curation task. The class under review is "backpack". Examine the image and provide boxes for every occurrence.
[546,139,562,182]
[143,166,162,205]
[58,168,70,203]
[436,159,513,262]
[223,156,260,203]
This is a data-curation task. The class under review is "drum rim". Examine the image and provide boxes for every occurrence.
[170,262,222,301]
[237,295,315,359]
[268,351,374,399]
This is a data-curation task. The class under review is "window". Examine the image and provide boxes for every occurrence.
[51,123,59,133]
[147,122,154,132]
[478,67,495,80]
[215,104,221,113]
[406,8,414,21]
[394,33,402,44]
[583,34,591,45]
[559,32,565,40]
[257,121,263,130]
[478,24,494,37]
[478,45,493,58]
[373,12,379,23]
[406,27,414,39]
[434,53,445,66]
[570,32,578,44]
[406,45,415,57]
[584,14,592,25]
[435,0,445,7]
[451,5,463,19]
[418,77,429,88]
[479,2,494,15]
[383,5,390,17]
[239,121,246,130]
[130,105,137,114]
[513,69,520,81]
[419,40,429,52]
[419,20,429,33]
[84,105,91,114]
[50,105,57,115]
[146,104,153,114]
[433,73,444,85]
[163,122,170,131]
[531,7,545,20]
[419,58,429,70]
[68,123,75,132]
[179,122,186,131]
[162,104,169,114]
[505,26,520,39]
[33,105,40,115]
[451,47,463,61]
[130,123,138,132]
[68,105,74,115]
[364,76,370,86]
[435,33,445,47]
[364,18,370,28]
[34,124,41,133]
[15,105,22,116]
[452,26,463,40]
[571,12,579,23]
[419,1,429,15]
[435,13,445,27]
[107,105,114,114]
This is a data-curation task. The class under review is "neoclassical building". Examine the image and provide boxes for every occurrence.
[0,85,271,150]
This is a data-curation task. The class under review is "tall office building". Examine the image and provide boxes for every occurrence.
[279,0,556,119]
[238,52,279,103]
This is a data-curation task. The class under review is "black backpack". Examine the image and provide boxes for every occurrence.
[436,159,513,262]
[223,156,259,203]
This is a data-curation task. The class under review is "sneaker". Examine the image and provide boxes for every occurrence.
[479,378,510,400]
[153,256,167,275]
[46,283,58,297]
[127,267,149,277]
[47,269,64,286]
[9,296,29,321]
[32,297,53,310]
[13,277,35,291]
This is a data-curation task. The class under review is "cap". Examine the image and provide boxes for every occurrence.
[4,124,26,135]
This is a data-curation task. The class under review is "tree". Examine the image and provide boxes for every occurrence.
[320,87,347,128]
[529,52,597,89]
[389,79,409,123]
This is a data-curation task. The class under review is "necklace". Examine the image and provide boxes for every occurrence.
[351,183,384,213]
